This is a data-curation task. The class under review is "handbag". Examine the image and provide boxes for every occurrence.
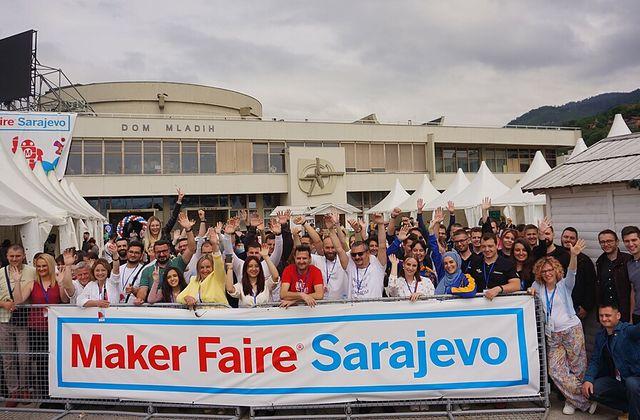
[4,266,28,327]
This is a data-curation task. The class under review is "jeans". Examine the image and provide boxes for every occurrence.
[591,376,640,419]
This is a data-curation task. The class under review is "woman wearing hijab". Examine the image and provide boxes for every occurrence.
[429,208,476,297]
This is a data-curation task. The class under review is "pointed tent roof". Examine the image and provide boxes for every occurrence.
[365,179,410,214]
[398,175,441,212]
[425,168,470,210]
[607,113,632,138]
[569,138,588,159]
[309,203,362,216]
[494,151,551,206]
[449,162,510,209]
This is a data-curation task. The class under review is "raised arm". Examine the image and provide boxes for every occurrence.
[147,266,164,304]
[387,207,401,237]
[224,262,236,294]
[163,187,184,237]
[295,215,322,251]
[372,213,387,267]
[59,248,77,301]
[260,244,280,283]
[564,239,585,291]
[177,212,197,265]
[329,227,349,270]
[268,217,284,266]
[197,209,207,238]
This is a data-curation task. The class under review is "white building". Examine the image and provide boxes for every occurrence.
[55,81,579,227]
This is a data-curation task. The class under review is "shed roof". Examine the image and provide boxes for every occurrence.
[523,132,640,191]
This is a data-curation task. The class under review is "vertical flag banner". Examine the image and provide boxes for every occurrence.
[0,111,77,179]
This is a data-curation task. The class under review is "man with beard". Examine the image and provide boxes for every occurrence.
[533,218,570,274]
[451,229,481,273]
[280,245,324,307]
[117,241,145,305]
[137,212,196,303]
[115,237,129,265]
[469,232,520,299]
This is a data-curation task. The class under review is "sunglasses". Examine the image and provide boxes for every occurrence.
[351,251,366,258]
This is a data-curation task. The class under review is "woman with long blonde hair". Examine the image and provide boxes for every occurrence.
[178,233,228,307]
[143,188,185,255]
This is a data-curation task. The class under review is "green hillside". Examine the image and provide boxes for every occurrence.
[509,89,640,126]
[565,103,640,146]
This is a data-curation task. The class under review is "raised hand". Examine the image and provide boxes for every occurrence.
[152,266,160,283]
[269,217,282,235]
[432,207,444,225]
[259,243,270,259]
[391,207,402,219]
[372,213,385,225]
[388,254,399,266]
[214,221,222,235]
[538,216,552,233]
[347,219,360,232]
[198,209,206,220]
[293,215,306,225]
[397,225,410,241]
[177,212,195,230]
[417,198,425,213]
[207,227,219,245]
[238,209,248,223]
[358,218,367,234]
[291,226,302,237]
[324,213,336,230]
[63,248,76,266]
[9,265,21,283]
[107,241,117,257]
[447,201,455,213]
[481,197,491,211]
[223,220,236,235]
[176,187,185,203]
[249,212,263,228]
[570,238,586,256]
[277,210,291,225]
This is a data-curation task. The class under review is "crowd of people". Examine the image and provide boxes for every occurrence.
[0,189,639,418]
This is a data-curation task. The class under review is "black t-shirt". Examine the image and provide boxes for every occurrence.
[461,252,482,275]
[470,255,519,292]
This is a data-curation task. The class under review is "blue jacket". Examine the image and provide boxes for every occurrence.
[429,234,476,298]
[584,321,640,383]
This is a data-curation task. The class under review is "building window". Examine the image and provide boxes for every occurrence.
[144,140,161,174]
[253,142,269,173]
[67,140,82,175]
[343,143,356,172]
[124,141,142,174]
[182,141,198,173]
[163,141,180,174]
[83,139,102,174]
[269,142,285,173]
[435,146,481,173]
[200,142,216,173]
[104,140,122,174]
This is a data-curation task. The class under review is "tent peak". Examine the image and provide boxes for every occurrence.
[607,113,632,138]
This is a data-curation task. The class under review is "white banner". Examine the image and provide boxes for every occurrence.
[0,111,77,180]
[49,296,540,406]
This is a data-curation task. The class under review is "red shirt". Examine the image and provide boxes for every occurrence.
[281,264,323,294]
[28,280,62,331]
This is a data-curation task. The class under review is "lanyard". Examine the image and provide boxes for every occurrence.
[482,261,496,288]
[544,286,557,322]
[121,265,141,289]
[251,287,258,306]
[404,277,419,294]
[325,259,337,287]
[99,283,108,301]
[38,279,50,304]
[355,264,370,295]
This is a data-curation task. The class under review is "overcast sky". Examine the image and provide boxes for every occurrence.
[3,0,639,125]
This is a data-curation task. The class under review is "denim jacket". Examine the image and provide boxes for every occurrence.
[584,321,640,383]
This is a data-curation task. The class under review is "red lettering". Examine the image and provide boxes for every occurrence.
[71,334,102,368]
[148,345,170,370]
[105,343,125,368]
[273,346,297,373]
[219,347,242,373]
[242,337,253,373]
[0,118,14,126]
[255,346,273,373]
[171,345,187,371]
[198,337,220,372]
[126,335,149,370]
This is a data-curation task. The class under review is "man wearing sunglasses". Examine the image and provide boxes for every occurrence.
[330,213,387,300]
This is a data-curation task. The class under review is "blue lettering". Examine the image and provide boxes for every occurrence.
[370,341,388,369]
[430,339,455,367]
[311,334,341,371]
[480,337,507,365]
[455,338,480,365]
[389,341,414,369]
[343,342,368,370]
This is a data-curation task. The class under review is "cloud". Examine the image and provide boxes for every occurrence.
[1,0,638,125]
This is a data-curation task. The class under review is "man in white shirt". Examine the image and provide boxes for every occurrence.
[331,213,387,300]
[116,241,145,304]
[64,262,92,305]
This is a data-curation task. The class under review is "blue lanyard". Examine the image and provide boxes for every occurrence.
[325,259,337,287]
[544,286,557,321]
[404,277,418,294]
[482,261,496,288]
[38,280,50,304]
[251,288,257,306]
[355,264,370,295]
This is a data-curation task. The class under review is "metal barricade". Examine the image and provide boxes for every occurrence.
[0,295,549,419]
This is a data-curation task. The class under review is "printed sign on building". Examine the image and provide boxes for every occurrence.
[49,296,540,406]
[0,111,77,179]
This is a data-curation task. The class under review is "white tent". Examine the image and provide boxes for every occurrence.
[365,179,410,214]
[449,162,510,226]
[569,138,588,159]
[607,113,632,138]
[425,169,470,210]
[398,175,441,212]
[494,151,552,224]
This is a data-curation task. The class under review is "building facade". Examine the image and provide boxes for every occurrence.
[59,82,580,226]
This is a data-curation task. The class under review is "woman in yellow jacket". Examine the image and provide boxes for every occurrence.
[177,231,228,307]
